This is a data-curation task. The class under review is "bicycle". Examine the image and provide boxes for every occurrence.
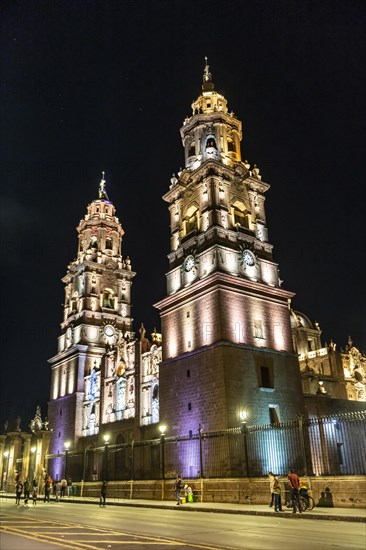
[286,494,314,511]
[302,494,315,510]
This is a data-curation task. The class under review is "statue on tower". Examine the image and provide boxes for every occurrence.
[202,56,214,91]
[98,171,110,201]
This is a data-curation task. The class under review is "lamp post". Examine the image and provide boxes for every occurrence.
[240,410,249,478]
[198,424,204,478]
[159,425,166,480]
[64,441,71,480]
[2,451,9,491]
[103,434,110,482]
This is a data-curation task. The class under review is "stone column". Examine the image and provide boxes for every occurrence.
[37,431,52,488]
[6,432,22,485]
[22,434,32,479]
[0,435,7,490]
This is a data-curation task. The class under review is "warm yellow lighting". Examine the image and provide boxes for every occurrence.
[103,434,110,444]
[31,446,36,454]
[159,424,167,435]
[240,409,248,423]
[64,441,71,450]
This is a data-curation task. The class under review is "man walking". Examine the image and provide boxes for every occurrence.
[173,475,183,505]
[288,469,302,513]
[23,477,30,505]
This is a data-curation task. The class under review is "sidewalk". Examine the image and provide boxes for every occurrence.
[1,492,365,522]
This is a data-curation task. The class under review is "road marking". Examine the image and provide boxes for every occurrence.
[1,513,231,550]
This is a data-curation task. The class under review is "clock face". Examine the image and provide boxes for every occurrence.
[104,325,115,337]
[242,250,255,267]
[184,255,195,272]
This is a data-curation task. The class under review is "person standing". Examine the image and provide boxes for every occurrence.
[67,477,73,497]
[55,480,61,502]
[273,476,282,512]
[267,472,275,507]
[44,479,51,503]
[288,469,302,513]
[60,478,67,497]
[23,477,30,505]
[100,481,107,507]
[32,486,37,506]
[173,475,183,505]
[15,479,23,505]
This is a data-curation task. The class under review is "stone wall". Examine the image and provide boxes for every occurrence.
[72,475,365,508]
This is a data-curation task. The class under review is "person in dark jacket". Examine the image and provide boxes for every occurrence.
[44,479,51,503]
[15,480,23,505]
[23,477,30,505]
[173,475,183,505]
[100,481,107,507]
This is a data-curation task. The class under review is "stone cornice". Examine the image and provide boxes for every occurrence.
[155,271,294,313]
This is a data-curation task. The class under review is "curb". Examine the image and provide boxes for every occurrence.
[1,495,364,523]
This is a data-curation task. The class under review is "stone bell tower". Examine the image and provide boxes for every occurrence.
[155,60,304,436]
[48,174,136,462]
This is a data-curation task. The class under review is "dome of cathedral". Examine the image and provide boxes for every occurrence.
[290,310,314,330]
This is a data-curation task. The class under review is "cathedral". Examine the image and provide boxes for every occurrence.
[45,61,365,474]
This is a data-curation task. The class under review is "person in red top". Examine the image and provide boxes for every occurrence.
[287,469,302,513]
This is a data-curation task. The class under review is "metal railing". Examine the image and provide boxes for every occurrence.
[46,411,366,481]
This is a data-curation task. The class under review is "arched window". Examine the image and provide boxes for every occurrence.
[188,142,195,157]
[89,236,98,249]
[183,205,199,236]
[232,200,250,229]
[206,136,217,149]
[153,384,159,399]
[186,213,198,233]
[103,289,115,309]
[227,138,236,152]
[105,238,112,250]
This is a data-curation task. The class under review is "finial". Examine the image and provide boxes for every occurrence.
[202,57,214,92]
[203,56,212,83]
[99,171,110,201]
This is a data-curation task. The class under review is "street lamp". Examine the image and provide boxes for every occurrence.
[240,409,249,478]
[64,441,71,480]
[159,425,166,480]
[103,434,110,482]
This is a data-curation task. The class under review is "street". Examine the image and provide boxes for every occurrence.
[1,500,365,549]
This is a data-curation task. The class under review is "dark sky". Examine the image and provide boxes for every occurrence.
[1,0,365,429]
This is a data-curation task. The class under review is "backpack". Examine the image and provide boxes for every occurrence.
[174,478,182,490]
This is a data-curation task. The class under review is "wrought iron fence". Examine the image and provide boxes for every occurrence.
[46,411,366,482]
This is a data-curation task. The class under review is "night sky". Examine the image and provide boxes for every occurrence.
[1,0,365,430]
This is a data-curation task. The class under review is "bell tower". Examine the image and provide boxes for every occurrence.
[48,174,136,461]
[155,61,304,435]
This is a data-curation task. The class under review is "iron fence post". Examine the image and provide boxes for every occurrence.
[199,424,204,478]
[241,423,249,478]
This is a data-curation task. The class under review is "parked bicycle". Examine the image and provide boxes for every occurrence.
[285,494,314,511]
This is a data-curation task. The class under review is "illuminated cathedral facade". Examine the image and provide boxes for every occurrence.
[46,62,365,463]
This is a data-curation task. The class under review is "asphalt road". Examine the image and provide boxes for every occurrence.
[1,500,365,550]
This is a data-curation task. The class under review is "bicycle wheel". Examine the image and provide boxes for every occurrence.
[299,496,308,511]
[307,495,315,510]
